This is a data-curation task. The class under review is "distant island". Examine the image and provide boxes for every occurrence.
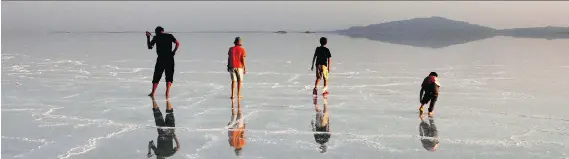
[275,31,287,34]
[333,16,569,48]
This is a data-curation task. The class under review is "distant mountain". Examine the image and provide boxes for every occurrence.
[498,26,569,40]
[334,16,569,48]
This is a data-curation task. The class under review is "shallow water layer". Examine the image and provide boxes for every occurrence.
[2,33,569,159]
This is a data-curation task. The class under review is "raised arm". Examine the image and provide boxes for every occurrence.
[146,31,155,50]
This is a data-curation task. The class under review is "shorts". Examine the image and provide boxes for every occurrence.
[152,57,175,83]
[153,108,175,135]
[316,65,329,80]
[421,93,438,105]
[229,68,244,82]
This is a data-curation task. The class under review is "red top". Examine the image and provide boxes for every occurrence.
[229,45,246,68]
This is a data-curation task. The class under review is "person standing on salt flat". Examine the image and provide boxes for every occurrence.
[227,37,247,99]
[311,37,332,96]
[146,26,180,97]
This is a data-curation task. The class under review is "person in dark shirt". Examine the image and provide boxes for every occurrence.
[310,37,332,95]
[419,72,441,117]
[311,97,330,153]
[419,115,439,152]
[146,26,180,97]
[147,97,180,158]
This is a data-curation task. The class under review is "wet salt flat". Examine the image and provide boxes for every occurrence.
[2,33,569,159]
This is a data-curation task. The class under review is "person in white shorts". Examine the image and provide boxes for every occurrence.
[227,37,247,99]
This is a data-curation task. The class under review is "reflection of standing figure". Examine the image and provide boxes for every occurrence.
[311,97,330,153]
[228,99,246,156]
[147,97,180,158]
[419,116,439,152]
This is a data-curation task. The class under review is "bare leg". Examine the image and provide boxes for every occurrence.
[149,83,159,97]
[165,82,172,98]
[237,80,243,98]
[323,78,328,94]
[314,78,321,95]
[314,78,321,89]
[231,81,236,99]
[152,97,159,109]
[428,101,435,117]
[166,99,173,111]
[419,103,425,114]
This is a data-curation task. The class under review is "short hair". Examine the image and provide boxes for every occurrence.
[319,37,327,45]
[234,37,241,45]
[155,26,164,33]
[429,72,438,77]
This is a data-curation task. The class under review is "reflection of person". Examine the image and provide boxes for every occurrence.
[311,97,330,153]
[419,72,441,117]
[419,116,439,152]
[147,97,180,158]
[146,26,180,97]
[228,99,246,156]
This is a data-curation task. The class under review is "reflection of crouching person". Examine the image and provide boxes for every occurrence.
[148,98,180,158]
[419,117,439,152]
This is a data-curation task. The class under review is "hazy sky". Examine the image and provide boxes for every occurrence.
[2,1,569,33]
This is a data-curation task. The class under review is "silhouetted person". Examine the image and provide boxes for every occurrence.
[146,26,180,97]
[311,97,330,153]
[419,116,439,152]
[147,97,180,158]
[419,72,440,117]
[311,37,332,96]
[227,37,247,99]
[228,99,246,157]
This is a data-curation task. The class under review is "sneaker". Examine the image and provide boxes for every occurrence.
[313,88,318,95]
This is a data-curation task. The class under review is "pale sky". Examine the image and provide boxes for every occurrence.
[2,1,569,33]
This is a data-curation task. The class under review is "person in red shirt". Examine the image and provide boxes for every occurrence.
[227,37,247,99]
